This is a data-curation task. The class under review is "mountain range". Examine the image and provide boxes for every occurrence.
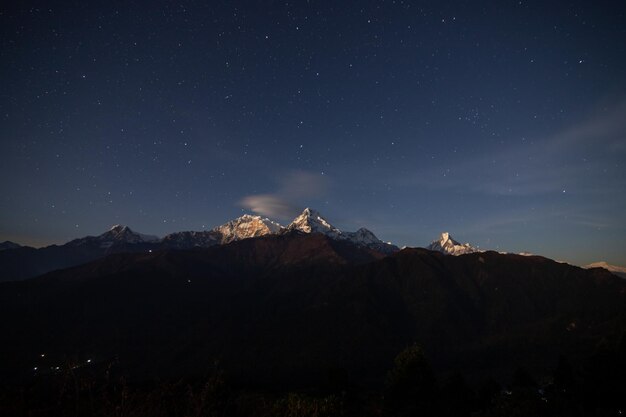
[1,209,624,283]
[1,230,624,388]
[0,208,398,282]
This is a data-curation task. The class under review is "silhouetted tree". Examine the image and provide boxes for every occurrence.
[476,378,501,410]
[553,355,574,392]
[440,371,475,417]
[384,343,438,416]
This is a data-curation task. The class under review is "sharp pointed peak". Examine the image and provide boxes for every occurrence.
[427,231,479,256]
[109,224,129,231]
[300,207,322,217]
[224,214,262,223]
[289,208,337,233]
[101,225,158,242]
[438,232,456,244]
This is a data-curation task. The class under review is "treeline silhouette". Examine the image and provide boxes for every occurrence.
[2,336,625,417]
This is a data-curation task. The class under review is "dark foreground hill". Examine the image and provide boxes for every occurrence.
[0,232,624,391]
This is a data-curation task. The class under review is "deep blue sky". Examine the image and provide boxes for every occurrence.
[1,1,625,265]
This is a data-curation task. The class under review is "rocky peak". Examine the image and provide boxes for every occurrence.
[427,232,480,256]
[214,214,284,244]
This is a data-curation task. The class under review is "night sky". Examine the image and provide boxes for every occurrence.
[1,1,625,265]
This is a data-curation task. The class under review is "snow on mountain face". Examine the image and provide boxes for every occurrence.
[426,232,480,256]
[59,210,398,253]
[214,214,284,244]
[584,262,626,279]
[105,225,159,243]
[584,261,626,273]
[69,225,159,248]
[287,208,342,238]
[162,215,284,248]
[286,208,399,253]
[345,228,381,245]
[160,230,221,249]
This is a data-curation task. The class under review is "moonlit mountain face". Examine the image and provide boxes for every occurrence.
[585,261,626,279]
[287,208,342,236]
[426,232,480,256]
[161,215,282,249]
[286,208,399,253]
[0,208,399,281]
[215,214,284,244]
[67,225,159,248]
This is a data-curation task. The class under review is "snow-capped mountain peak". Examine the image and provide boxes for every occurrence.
[213,214,284,244]
[162,215,284,248]
[427,232,480,256]
[103,225,159,243]
[67,225,159,248]
[59,210,398,254]
[286,208,398,253]
[584,261,626,279]
[287,208,342,237]
[345,228,380,245]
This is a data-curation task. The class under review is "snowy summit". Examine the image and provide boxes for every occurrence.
[287,208,398,253]
[584,262,626,279]
[427,232,480,256]
[214,214,284,244]
[287,208,342,238]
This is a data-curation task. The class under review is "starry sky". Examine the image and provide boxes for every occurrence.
[1,1,625,265]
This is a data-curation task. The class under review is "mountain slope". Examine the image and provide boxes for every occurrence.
[0,241,22,251]
[161,214,283,249]
[214,214,284,243]
[66,225,159,248]
[0,236,623,387]
[585,261,626,279]
[287,208,399,253]
[0,210,399,281]
[426,232,480,255]
[0,226,159,282]
[287,208,343,237]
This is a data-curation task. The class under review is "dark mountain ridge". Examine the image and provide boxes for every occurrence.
[1,232,623,389]
[0,241,23,251]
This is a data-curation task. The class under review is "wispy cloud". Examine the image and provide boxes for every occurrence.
[239,171,329,220]
[239,194,301,219]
